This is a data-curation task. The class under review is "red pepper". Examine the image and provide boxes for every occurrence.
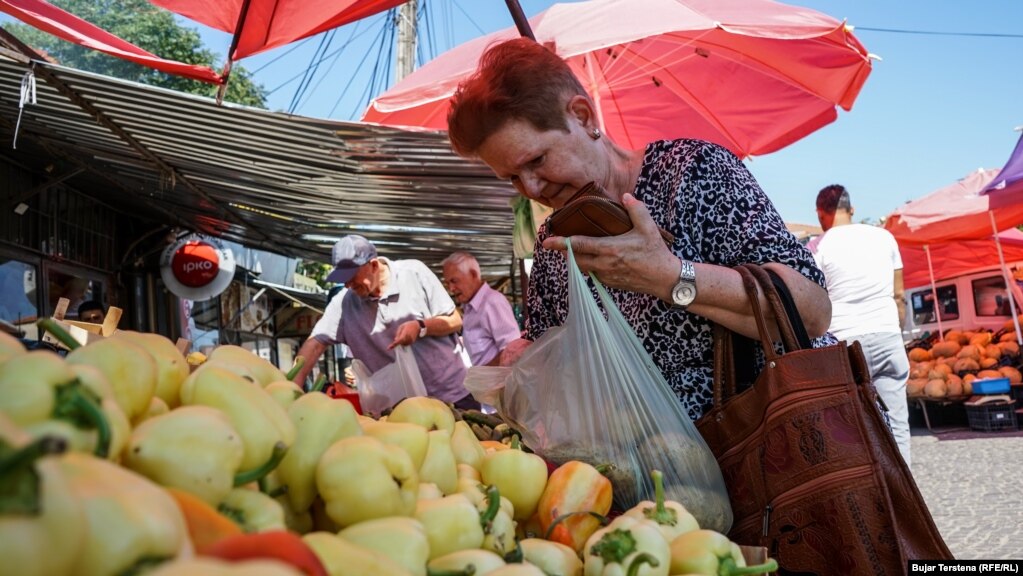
[200,531,328,576]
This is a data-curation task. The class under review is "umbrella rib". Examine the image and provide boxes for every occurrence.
[609,41,745,154]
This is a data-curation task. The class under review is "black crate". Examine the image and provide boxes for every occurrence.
[965,400,1018,432]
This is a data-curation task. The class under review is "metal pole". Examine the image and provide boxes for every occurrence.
[504,0,536,40]
[923,245,943,342]
[989,210,1023,344]
[396,0,418,82]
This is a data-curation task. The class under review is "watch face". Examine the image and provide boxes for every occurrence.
[673,283,696,307]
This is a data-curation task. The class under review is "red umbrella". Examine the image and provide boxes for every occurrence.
[362,0,874,158]
[149,0,408,61]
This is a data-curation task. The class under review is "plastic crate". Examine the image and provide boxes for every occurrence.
[965,400,1018,432]
[972,377,1010,395]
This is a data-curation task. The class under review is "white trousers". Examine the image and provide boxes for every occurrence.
[852,332,912,467]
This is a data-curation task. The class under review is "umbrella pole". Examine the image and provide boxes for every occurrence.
[215,0,254,104]
[504,0,536,40]
[989,210,1023,344]
[924,244,943,342]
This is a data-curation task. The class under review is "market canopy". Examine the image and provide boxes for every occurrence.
[0,52,520,279]
[900,229,1023,290]
[884,168,1023,246]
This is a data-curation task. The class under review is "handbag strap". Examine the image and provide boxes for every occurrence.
[741,264,808,352]
[713,264,814,405]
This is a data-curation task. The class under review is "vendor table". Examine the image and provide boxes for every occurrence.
[913,396,970,433]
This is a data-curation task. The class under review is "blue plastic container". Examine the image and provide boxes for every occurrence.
[972,376,1011,395]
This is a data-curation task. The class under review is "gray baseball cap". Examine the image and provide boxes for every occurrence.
[325,235,378,284]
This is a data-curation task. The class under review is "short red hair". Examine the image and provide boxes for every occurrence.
[447,38,589,157]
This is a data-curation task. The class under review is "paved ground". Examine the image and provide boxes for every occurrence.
[910,425,1023,560]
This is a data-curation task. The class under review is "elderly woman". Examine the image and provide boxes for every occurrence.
[447,39,832,421]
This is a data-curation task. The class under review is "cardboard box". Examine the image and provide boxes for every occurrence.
[40,297,122,350]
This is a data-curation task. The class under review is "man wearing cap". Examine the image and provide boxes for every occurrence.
[441,251,521,366]
[321,234,475,408]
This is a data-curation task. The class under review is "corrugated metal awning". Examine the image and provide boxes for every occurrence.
[0,55,520,279]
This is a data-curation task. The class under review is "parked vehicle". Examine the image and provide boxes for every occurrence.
[902,263,1023,342]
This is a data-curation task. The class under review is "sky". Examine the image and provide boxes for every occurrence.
[6,0,1023,227]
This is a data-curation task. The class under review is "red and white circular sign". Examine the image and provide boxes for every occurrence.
[160,235,235,301]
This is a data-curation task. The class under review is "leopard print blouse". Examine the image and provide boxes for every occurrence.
[526,139,834,421]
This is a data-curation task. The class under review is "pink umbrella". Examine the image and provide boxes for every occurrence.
[885,168,1023,342]
[362,0,874,158]
[884,169,1023,247]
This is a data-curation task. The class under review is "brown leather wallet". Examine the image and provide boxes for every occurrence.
[548,182,674,246]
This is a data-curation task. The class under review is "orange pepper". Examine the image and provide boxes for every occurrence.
[536,460,613,553]
[165,487,242,554]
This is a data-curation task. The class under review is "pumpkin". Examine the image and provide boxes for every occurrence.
[979,357,999,370]
[924,379,947,398]
[998,366,1022,384]
[998,341,1020,357]
[945,330,964,345]
[969,332,993,348]
[906,378,927,398]
[1001,315,1023,332]
[952,357,980,375]
[956,345,982,361]
[962,374,976,395]
[907,347,932,362]
[946,375,964,397]
[929,341,961,358]
[909,363,933,380]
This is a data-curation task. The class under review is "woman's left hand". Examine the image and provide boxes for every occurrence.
[541,193,679,301]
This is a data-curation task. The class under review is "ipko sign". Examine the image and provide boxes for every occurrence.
[171,242,220,287]
[159,235,235,301]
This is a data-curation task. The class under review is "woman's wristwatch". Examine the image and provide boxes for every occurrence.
[417,318,428,338]
[671,259,697,310]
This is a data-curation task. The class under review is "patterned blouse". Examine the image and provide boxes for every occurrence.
[526,139,834,420]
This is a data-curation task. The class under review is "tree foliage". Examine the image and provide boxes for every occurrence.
[2,0,267,107]
[296,260,335,290]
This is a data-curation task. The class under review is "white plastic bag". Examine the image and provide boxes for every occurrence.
[464,240,733,531]
[353,345,427,417]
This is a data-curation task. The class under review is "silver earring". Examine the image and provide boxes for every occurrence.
[591,128,601,139]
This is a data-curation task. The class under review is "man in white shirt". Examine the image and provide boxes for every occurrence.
[813,184,912,465]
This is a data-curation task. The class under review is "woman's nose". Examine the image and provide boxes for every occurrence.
[515,173,543,200]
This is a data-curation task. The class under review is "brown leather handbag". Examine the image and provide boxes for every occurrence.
[548,182,674,245]
[696,264,953,575]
